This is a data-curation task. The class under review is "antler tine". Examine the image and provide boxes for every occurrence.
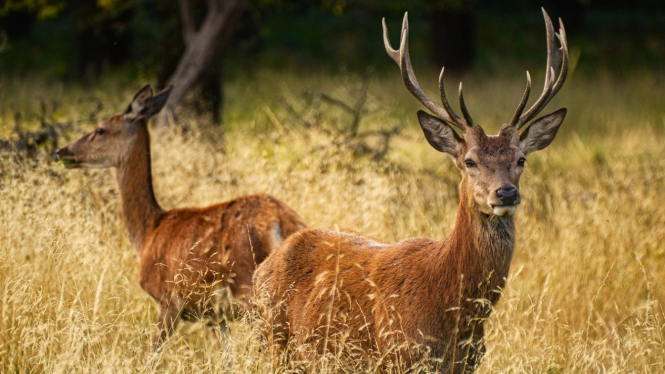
[382,17,399,64]
[458,82,474,126]
[438,67,466,129]
[384,12,468,131]
[550,20,569,95]
[514,8,569,129]
[509,71,532,126]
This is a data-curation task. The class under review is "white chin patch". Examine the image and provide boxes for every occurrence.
[492,205,517,216]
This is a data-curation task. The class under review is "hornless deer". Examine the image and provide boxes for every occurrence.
[56,85,305,350]
[254,9,568,372]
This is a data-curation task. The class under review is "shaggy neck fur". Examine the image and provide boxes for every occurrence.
[430,177,515,311]
[115,124,163,251]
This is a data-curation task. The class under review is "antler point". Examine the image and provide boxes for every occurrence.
[438,67,445,80]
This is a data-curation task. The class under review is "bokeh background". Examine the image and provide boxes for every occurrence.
[2,0,665,126]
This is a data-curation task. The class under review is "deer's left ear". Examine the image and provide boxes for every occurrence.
[125,84,153,118]
[124,84,172,120]
[519,108,567,155]
[417,110,464,157]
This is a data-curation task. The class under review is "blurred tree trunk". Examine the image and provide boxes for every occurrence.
[428,9,475,73]
[544,0,584,35]
[199,61,223,124]
[158,0,245,127]
[74,7,132,83]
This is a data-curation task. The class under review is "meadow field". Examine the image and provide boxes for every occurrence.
[1,68,664,373]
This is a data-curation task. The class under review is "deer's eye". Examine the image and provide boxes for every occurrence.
[464,159,476,168]
[517,157,526,167]
[95,128,105,136]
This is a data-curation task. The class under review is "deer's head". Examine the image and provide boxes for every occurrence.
[384,9,568,216]
[56,85,172,169]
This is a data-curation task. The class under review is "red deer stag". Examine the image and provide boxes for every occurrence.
[254,9,568,372]
[56,85,305,350]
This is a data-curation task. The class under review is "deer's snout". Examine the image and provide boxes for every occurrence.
[495,187,520,206]
[55,147,71,160]
[55,146,80,168]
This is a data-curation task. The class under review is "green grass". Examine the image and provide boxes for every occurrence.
[1,68,664,372]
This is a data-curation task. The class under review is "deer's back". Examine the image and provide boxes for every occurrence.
[254,228,453,354]
[140,193,304,308]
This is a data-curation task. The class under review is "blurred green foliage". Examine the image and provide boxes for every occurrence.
[1,0,64,20]
[0,0,663,82]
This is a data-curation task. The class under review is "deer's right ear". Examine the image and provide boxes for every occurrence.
[417,110,463,157]
[125,84,154,119]
[519,108,567,155]
[143,85,173,118]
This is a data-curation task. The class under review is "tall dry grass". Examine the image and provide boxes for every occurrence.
[1,69,664,373]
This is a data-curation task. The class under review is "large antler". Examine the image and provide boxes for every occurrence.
[510,8,569,129]
[383,13,472,131]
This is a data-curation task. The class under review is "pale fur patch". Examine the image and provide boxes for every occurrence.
[269,222,283,251]
[492,205,517,216]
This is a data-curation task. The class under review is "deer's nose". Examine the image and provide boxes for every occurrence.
[56,147,70,160]
[496,187,520,205]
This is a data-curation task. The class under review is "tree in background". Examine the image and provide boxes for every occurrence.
[158,0,246,126]
[71,1,133,82]
[3,0,664,129]
[326,0,477,71]
[427,0,476,72]
[0,0,247,127]
[0,0,134,80]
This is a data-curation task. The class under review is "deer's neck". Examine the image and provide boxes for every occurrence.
[115,126,163,251]
[439,183,515,305]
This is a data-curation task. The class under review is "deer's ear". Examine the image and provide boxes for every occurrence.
[125,84,153,118]
[124,85,172,120]
[144,85,172,118]
[519,108,567,155]
[417,110,463,157]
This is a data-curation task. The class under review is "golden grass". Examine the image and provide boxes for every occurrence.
[1,68,664,372]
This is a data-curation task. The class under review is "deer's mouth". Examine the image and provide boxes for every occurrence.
[491,205,517,216]
[58,157,81,169]
[55,147,82,169]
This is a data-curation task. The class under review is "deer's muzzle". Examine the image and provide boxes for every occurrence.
[55,147,80,168]
[495,187,520,206]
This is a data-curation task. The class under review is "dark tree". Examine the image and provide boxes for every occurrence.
[74,7,133,82]
[428,9,475,72]
[157,0,246,127]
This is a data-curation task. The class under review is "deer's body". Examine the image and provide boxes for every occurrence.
[256,130,517,369]
[137,193,303,343]
[256,212,514,363]
[57,86,305,349]
[255,9,568,372]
